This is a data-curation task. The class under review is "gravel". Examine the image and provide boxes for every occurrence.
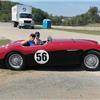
[0,22,100,100]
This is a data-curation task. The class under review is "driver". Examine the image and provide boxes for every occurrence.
[34,32,43,45]
[21,33,35,46]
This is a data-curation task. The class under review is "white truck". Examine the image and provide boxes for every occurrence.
[12,4,34,29]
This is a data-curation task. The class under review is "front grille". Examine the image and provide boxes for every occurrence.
[24,21,31,23]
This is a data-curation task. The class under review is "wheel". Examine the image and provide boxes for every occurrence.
[5,52,25,70]
[82,51,100,71]
[31,26,34,29]
[14,22,18,27]
[19,26,21,29]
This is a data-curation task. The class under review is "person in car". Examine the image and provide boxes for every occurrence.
[34,32,43,45]
[21,33,36,46]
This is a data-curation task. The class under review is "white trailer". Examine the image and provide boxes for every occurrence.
[12,4,34,29]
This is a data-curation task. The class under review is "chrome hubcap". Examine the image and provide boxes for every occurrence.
[9,54,23,69]
[84,54,99,69]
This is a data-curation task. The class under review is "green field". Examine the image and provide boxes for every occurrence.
[0,39,11,46]
[53,28,100,35]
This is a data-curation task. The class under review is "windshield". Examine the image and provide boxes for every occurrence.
[20,13,32,18]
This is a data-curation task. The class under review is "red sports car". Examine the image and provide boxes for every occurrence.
[0,38,100,71]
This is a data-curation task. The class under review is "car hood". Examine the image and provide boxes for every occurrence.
[73,39,98,44]
[53,39,98,44]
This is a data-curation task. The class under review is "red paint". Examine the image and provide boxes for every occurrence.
[0,39,100,59]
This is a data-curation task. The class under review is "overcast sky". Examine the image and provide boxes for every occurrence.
[10,0,100,16]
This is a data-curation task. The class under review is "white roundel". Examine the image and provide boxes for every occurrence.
[34,50,49,64]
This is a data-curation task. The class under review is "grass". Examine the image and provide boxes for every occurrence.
[34,25,43,29]
[86,23,100,27]
[0,39,11,46]
[53,28,100,35]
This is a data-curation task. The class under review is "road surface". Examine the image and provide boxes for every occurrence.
[0,22,100,100]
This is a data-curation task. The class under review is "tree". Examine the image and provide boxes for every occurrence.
[49,15,62,25]
[63,6,100,26]
[88,7,98,15]
[87,7,100,23]
[0,1,18,22]
[32,8,49,24]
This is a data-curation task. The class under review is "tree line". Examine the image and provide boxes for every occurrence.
[0,1,100,26]
[62,7,100,26]
[0,1,16,22]
[0,1,48,24]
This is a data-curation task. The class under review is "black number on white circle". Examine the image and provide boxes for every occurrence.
[36,52,47,62]
[34,50,49,64]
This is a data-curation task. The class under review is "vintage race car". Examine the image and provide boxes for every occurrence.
[0,37,100,71]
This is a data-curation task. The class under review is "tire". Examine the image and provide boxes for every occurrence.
[19,26,22,29]
[82,51,100,71]
[14,22,18,27]
[31,26,34,29]
[5,52,25,70]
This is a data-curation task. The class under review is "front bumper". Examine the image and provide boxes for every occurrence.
[19,23,34,27]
